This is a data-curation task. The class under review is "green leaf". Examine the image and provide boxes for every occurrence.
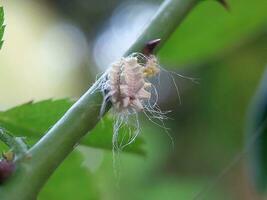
[247,67,267,192]
[0,7,5,49]
[0,99,145,155]
[0,99,73,138]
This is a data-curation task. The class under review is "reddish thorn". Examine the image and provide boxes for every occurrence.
[217,0,230,11]
[143,39,161,55]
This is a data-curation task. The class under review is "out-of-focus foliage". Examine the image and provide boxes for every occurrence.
[0,7,4,49]
[247,68,267,192]
[0,99,145,155]
[39,150,100,200]
[159,0,267,66]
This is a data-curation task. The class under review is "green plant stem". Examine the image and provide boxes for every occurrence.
[0,0,199,199]
[126,0,198,55]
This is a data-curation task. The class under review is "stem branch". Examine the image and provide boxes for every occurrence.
[0,0,199,199]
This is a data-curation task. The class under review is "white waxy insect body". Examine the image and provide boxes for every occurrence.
[95,53,180,151]
[107,56,152,112]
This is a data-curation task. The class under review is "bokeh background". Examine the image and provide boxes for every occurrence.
[0,0,267,199]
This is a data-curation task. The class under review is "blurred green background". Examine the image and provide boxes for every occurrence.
[0,0,267,199]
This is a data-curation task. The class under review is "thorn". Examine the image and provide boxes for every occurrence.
[217,0,230,11]
[143,39,161,55]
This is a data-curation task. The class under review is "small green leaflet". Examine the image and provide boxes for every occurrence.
[0,7,5,49]
[0,99,145,155]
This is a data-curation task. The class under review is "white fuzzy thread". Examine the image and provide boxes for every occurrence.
[106,56,147,152]
[91,53,199,182]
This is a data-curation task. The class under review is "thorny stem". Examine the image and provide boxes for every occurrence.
[0,0,200,199]
[125,0,199,55]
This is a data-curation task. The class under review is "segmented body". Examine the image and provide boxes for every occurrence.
[107,56,153,112]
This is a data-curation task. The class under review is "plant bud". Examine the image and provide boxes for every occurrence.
[0,159,15,184]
